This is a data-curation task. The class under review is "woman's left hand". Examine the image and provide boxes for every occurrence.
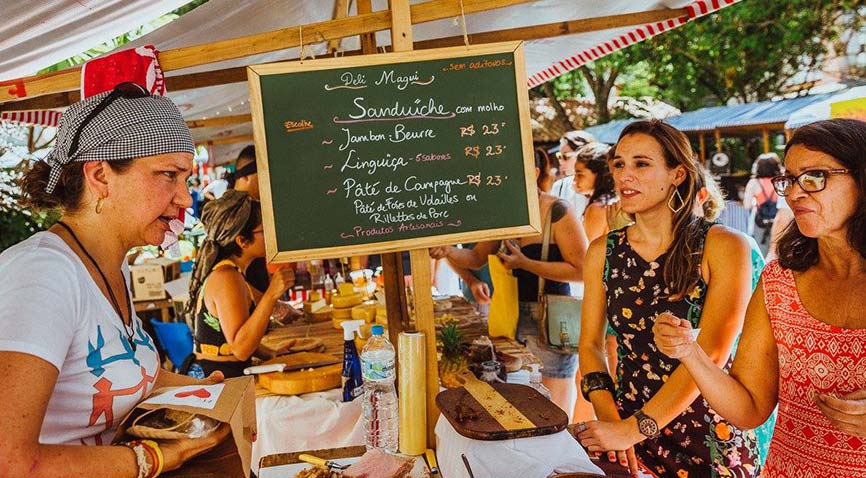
[577,419,641,476]
[815,390,866,437]
[577,418,641,453]
[496,240,526,270]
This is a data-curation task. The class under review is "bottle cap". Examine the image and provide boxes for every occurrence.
[371,324,384,336]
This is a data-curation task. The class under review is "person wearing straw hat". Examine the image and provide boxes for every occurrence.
[0,83,229,477]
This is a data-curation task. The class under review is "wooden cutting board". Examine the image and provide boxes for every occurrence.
[257,352,342,396]
[436,371,568,440]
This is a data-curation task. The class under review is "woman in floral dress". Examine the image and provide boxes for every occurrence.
[577,120,759,477]
[654,119,866,477]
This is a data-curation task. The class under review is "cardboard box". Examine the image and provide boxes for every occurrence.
[146,256,182,282]
[130,264,166,301]
[113,377,256,478]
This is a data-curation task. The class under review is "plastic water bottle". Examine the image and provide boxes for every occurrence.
[528,364,551,399]
[360,325,398,452]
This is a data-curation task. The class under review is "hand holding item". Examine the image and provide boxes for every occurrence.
[652,312,699,360]
[268,266,295,298]
[575,420,641,476]
[160,422,232,472]
[815,390,866,437]
[469,280,491,305]
[429,246,452,260]
[496,240,525,270]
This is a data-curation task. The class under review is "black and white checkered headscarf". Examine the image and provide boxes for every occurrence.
[45,89,195,193]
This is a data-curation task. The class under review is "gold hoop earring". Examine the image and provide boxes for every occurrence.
[95,196,106,214]
[667,188,685,214]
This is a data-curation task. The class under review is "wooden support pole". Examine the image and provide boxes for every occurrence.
[714,128,722,152]
[357,0,378,54]
[186,114,251,128]
[762,128,770,154]
[387,0,438,448]
[195,134,254,146]
[784,129,793,142]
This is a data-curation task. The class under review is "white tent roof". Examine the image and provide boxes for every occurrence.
[784,86,866,129]
[1,0,739,164]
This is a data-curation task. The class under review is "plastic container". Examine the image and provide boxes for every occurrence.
[528,364,551,399]
[360,325,398,452]
[341,320,365,402]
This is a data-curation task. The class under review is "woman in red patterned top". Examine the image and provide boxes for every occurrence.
[653,118,866,478]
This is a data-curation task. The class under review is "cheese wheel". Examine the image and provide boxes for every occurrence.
[338,283,356,296]
[332,307,354,327]
[351,303,377,322]
[331,293,362,309]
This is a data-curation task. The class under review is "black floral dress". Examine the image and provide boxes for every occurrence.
[604,223,759,478]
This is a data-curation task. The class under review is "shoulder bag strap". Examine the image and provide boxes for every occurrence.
[538,203,554,302]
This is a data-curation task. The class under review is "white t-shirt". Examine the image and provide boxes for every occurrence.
[551,175,589,218]
[202,178,229,199]
[0,232,160,446]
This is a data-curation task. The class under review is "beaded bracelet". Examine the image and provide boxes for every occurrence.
[121,441,152,478]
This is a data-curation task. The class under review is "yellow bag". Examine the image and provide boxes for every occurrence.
[487,254,519,339]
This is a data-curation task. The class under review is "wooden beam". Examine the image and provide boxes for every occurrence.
[0,0,533,103]
[1,6,688,111]
[357,0,377,54]
[714,128,722,152]
[197,134,253,146]
[186,114,251,128]
[327,0,351,53]
[762,128,770,153]
[699,134,706,163]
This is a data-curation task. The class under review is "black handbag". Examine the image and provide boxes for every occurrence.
[537,205,581,354]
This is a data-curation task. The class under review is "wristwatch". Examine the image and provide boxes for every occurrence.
[633,409,660,439]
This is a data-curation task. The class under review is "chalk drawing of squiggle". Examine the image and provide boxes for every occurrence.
[324,84,366,91]
[411,76,435,86]
[333,113,456,124]
[341,232,356,239]
[447,220,463,228]
[321,139,333,145]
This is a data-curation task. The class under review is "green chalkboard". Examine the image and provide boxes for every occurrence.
[248,42,540,262]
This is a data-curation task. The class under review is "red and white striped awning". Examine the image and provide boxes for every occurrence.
[1,110,62,127]
[527,0,741,88]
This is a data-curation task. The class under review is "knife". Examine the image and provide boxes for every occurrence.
[244,359,341,375]
[299,453,350,471]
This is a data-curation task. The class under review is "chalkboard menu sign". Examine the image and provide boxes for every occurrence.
[248,41,540,262]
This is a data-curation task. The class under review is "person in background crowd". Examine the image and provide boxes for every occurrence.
[226,145,272,293]
[766,195,795,262]
[432,145,588,417]
[0,83,228,478]
[714,182,751,235]
[573,142,632,242]
[577,120,758,477]
[744,152,782,239]
[654,118,866,478]
[551,131,595,217]
[186,191,294,378]
[188,176,203,218]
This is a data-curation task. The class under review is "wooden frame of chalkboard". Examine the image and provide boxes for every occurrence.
[248,41,540,262]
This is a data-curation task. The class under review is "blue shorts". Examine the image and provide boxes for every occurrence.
[516,301,578,379]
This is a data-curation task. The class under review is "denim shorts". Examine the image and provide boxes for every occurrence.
[516,301,578,379]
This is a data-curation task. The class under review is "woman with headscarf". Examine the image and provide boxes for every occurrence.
[1,83,228,477]
[186,190,294,378]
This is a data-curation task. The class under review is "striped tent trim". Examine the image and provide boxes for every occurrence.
[527,0,741,88]
[1,110,62,127]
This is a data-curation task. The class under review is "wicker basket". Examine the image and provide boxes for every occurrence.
[127,408,197,440]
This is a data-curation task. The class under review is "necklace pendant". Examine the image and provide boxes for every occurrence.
[128,336,136,352]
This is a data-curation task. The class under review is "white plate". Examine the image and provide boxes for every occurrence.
[259,455,429,478]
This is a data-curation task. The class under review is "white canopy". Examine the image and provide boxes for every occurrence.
[1,0,740,163]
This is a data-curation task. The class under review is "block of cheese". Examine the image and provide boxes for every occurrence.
[332,307,354,328]
[303,297,328,314]
[331,292,363,309]
[351,302,378,322]
[338,282,356,296]
[257,352,342,395]
[376,305,388,325]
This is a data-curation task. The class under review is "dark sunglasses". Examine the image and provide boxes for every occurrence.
[68,82,150,157]
[770,169,854,197]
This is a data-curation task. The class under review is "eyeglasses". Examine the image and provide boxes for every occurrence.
[770,169,854,197]
[68,82,150,157]
[555,151,579,161]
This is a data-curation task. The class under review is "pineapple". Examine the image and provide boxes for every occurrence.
[437,323,468,388]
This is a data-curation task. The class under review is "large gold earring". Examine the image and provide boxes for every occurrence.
[667,188,685,214]
[95,196,105,214]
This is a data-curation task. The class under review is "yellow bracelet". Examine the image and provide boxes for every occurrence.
[140,440,165,477]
